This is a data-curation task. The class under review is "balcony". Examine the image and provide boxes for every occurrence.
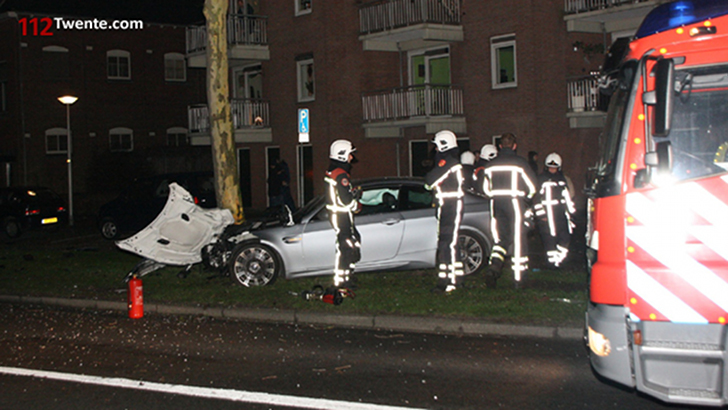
[566,76,609,129]
[358,0,463,51]
[188,99,272,144]
[361,84,466,137]
[186,14,269,68]
[563,0,662,33]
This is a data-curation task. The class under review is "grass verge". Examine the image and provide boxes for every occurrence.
[0,242,588,327]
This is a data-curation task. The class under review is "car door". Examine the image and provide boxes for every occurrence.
[396,183,438,265]
[299,185,405,272]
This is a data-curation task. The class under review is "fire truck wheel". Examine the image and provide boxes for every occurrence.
[229,242,281,287]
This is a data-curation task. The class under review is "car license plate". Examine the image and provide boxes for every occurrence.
[41,217,58,225]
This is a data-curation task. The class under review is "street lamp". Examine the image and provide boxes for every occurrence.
[58,95,78,227]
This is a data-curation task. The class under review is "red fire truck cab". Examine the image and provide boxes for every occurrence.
[586,0,728,406]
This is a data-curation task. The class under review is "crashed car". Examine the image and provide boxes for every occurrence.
[118,177,492,287]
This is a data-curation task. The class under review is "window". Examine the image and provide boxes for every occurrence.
[234,64,263,99]
[107,50,131,80]
[491,34,517,89]
[166,127,188,146]
[409,47,450,86]
[45,128,68,154]
[295,0,312,16]
[164,53,186,82]
[0,61,6,113]
[296,58,315,102]
[109,127,133,152]
[43,46,69,81]
[357,188,400,216]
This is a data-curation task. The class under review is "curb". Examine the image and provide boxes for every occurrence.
[0,295,583,340]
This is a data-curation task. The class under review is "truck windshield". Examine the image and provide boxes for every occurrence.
[659,64,728,181]
[595,61,637,178]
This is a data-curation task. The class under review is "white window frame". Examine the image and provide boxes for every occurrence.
[109,127,133,152]
[107,49,131,80]
[295,0,312,16]
[296,58,315,102]
[45,128,68,154]
[166,127,188,146]
[490,34,517,89]
[164,52,186,82]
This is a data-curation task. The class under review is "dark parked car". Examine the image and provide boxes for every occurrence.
[98,172,216,239]
[0,186,68,238]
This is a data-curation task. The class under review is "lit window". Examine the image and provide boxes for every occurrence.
[491,34,517,89]
[164,53,186,82]
[296,58,315,102]
[45,128,68,154]
[295,0,312,16]
[107,50,131,80]
[109,127,133,152]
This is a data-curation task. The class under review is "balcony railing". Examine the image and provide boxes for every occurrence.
[567,77,609,112]
[189,99,270,134]
[186,14,268,54]
[362,84,464,122]
[359,0,461,35]
[564,0,652,14]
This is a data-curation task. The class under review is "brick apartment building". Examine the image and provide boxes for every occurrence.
[0,0,665,217]
[0,6,209,216]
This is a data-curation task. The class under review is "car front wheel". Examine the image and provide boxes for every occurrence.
[459,231,489,275]
[100,218,119,240]
[229,242,281,287]
[3,217,21,239]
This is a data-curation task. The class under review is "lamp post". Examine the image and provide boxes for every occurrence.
[58,95,78,227]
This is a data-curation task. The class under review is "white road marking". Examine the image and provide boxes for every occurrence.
[0,366,426,410]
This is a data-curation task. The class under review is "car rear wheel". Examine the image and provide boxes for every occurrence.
[3,217,21,239]
[229,242,281,287]
[459,231,489,275]
[100,218,119,240]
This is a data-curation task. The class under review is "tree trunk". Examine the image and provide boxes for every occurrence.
[204,0,245,223]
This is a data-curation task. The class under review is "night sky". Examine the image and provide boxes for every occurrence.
[0,0,206,25]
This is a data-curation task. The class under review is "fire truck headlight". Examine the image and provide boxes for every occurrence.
[588,326,611,357]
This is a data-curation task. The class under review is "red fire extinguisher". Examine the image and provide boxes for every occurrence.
[128,274,143,319]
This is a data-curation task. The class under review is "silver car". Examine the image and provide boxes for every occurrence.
[229,177,492,287]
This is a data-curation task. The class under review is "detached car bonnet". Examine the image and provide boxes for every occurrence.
[116,182,234,265]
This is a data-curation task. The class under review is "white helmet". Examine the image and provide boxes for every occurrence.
[330,139,356,162]
[433,130,458,152]
[460,151,475,166]
[545,152,562,168]
[480,144,498,161]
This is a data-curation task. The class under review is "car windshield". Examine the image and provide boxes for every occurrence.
[293,195,324,223]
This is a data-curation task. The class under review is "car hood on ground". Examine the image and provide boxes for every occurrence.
[116,183,234,265]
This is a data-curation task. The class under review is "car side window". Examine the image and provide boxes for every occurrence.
[357,188,399,215]
[402,185,434,210]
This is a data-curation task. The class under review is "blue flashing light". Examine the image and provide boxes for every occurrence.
[635,0,728,39]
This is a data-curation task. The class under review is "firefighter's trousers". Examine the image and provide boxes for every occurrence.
[331,212,360,286]
[436,198,463,287]
[489,197,529,281]
[537,211,571,268]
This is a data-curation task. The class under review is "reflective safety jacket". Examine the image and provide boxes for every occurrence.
[324,165,359,215]
[480,148,537,200]
[534,171,575,236]
[425,152,464,201]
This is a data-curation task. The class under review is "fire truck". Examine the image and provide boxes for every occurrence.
[585,0,728,406]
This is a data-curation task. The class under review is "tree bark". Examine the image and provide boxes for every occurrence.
[204,0,245,223]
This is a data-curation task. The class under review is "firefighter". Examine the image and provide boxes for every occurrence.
[481,133,537,288]
[426,130,465,293]
[324,139,361,290]
[473,144,498,197]
[535,153,576,268]
[460,151,476,194]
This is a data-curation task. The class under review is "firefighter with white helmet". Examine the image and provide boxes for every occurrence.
[473,144,498,197]
[480,134,537,288]
[426,130,465,293]
[324,139,361,289]
[534,152,575,268]
[460,151,476,193]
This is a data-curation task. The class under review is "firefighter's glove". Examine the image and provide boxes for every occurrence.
[351,186,362,200]
[523,208,535,228]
